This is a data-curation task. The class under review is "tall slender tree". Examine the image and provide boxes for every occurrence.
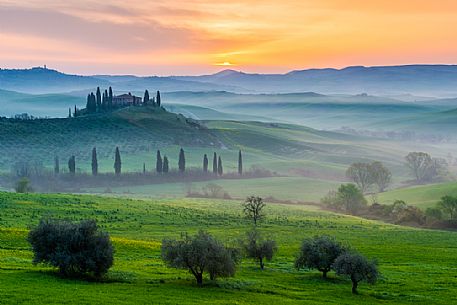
[156,150,163,173]
[156,91,161,107]
[143,163,146,174]
[68,156,76,175]
[144,90,150,105]
[218,156,223,176]
[238,150,243,175]
[54,156,60,175]
[96,87,102,111]
[213,152,218,174]
[163,156,169,173]
[203,154,209,172]
[178,148,185,173]
[74,105,77,117]
[86,94,91,111]
[91,147,98,176]
[68,108,72,118]
[108,87,113,109]
[114,147,121,175]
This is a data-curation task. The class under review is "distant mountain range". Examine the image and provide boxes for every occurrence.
[2,65,457,96]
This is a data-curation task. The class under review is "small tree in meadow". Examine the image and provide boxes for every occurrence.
[156,150,163,173]
[15,177,33,193]
[114,147,121,175]
[203,154,209,172]
[333,252,379,294]
[178,148,185,173]
[242,229,277,270]
[295,235,346,279]
[438,195,457,220]
[243,196,266,226]
[91,147,98,176]
[28,219,114,279]
[163,156,169,173]
[161,231,236,286]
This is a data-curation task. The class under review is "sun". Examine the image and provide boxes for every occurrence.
[214,61,234,66]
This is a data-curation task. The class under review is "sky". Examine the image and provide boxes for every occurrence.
[1,0,457,75]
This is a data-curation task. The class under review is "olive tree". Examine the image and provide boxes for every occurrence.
[295,235,346,279]
[28,219,114,278]
[333,252,379,294]
[161,231,237,286]
[242,230,277,270]
[337,184,367,215]
[243,196,266,226]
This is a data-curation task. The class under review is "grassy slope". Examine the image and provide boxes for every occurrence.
[0,192,457,304]
[378,181,457,209]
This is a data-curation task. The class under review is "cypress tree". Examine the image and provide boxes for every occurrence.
[108,87,113,109]
[96,87,102,111]
[156,91,161,107]
[151,96,156,106]
[163,156,169,173]
[218,156,223,176]
[143,163,146,174]
[238,150,243,175]
[54,156,60,175]
[203,154,208,172]
[114,147,121,175]
[156,150,163,173]
[68,156,75,175]
[178,148,185,172]
[74,105,77,117]
[144,90,150,105]
[213,152,217,174]
[86,94,91,111]
[91,147,98,176]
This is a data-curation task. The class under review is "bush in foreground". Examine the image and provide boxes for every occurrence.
[295,235,346,279]
[333,252,379,294]
[161,231,237,286]
[28,219,114,279]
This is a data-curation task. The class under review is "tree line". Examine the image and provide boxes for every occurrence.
[28,196,379,294]
[53,148,244,177]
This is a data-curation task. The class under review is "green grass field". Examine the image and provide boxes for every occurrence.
[1,192,457,304]
[378,181,457,209]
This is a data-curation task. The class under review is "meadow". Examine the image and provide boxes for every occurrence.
[1,192,457,304]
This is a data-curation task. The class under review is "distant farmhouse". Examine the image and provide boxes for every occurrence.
[112,93,142,106]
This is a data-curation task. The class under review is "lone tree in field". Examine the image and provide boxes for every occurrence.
[295,235,345,279]
[68,108,71,118]
[242,229,277,270]
[217,156,223,176]
[156,91,161,107]
[161,231,237,286]
[346,163,373,193]
[178,148,185,172]
[238,150,243,175]
[333,252,379,294]
[163,156,169,173]
[438,195,457,220]
[28,219,114,279]
[203,154,209,172]
[114,147,121,175]
[143,90,150,105]
[54,156,59,175]
[91,147,98,176]
[213,152,218,175]
[243,196,266,226]
[405,152,433,182]
[68,156,76,175]
[156,150,163,173]
[370,161,391,192]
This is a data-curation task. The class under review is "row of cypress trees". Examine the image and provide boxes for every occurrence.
[54,148,243,176]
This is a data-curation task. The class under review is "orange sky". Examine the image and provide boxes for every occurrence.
[1,0,457,75]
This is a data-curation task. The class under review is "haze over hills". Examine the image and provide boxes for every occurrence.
[3,65,457,96]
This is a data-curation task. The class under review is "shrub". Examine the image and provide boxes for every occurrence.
[161,231,237,286]
[28,219,114,278]
[295,235,346,278]
[242,229,277,270]
[15,177,33,193]
[333,252,379,294]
